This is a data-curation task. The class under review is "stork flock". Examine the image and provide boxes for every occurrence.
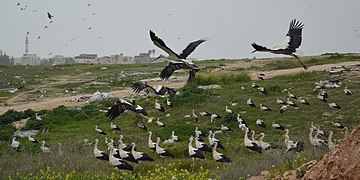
[7,18,355,175]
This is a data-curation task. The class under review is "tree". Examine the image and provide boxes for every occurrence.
[0,50,14,66]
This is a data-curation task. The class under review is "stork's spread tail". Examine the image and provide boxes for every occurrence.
[251,43,270,53]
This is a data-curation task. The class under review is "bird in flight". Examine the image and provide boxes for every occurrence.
[149,30,208,82]
[251,19,307,69]
[47,12,54,20]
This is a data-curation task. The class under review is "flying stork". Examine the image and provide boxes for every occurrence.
[106,99,148,120]
[149,30,208,82]
[251,19,307,69]
[131,81,177,97]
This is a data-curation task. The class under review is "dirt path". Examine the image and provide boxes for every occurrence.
[1,61,359,114]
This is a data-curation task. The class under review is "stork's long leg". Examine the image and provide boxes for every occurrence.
[294,56,308,70]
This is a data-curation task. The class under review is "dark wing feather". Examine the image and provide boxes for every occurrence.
[179,39,207,59]
[286,19,304,50]
[160,62,198,80]
[106,101,136,120]
[131,82,156,94]
[149,30,180,58]
[251,43,270,52]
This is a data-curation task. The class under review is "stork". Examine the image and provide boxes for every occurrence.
[210,114,221,123]
[95,125,106,135]
[106,99,148,120]
[35,113,43,120]
[327,131,335,150]
[221,125,233,132]
[258,87,268,95]
[272,122,285,131]
[131,81,176,97]
[149,30,208,82]
[130,142,154,162]
[258,133,280,151]
[276,98,286,105]
[40,141,51,153]
[288,91,297,99]
[328,102,341,109]
[317,93,327,102]
[243,128,263,153]
[108,146,133,171]
[286,98,297,107]
[188,136,205,171]
[298,97,310,105]
[344,86,353,95]
[280,105,289,114]
[283,129,304,153]
[310,122,324,135]
[260,104,271,111]
[166,98,173,108]
[11,137,20,148]
[194,135,211,153]
[155,137,174,164]
[171,131,181,142]
[225,106,233,114]
[192,110,198,121]
[155,100,165,112]
[256,119,266,128]
[251,82,259,88]
[148,131,156,151]
[156,118,166,127]
[208,131,224,149]
[332,121,345,129]
[247,98,256,107]
[110,122,121,131]
[211,142,231,163]
[251,19,306,69]
[313,130,329,151]
[117,141,138,163]
[47,12,54,20]
[93,139,109,161]
[137,121,148,131]
[27,134,38,143]
[199,111,211,116]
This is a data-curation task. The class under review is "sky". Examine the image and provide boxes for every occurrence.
[0,0,360,59]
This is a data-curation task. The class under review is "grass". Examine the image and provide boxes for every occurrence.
[0,54,360,179]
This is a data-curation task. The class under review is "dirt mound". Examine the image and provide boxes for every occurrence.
[302,125,360,180]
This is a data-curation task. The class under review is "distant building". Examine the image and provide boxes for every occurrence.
[134,52,154,63]
[98,54,135,64]
[13,54,41,65]
[74,54,98,64]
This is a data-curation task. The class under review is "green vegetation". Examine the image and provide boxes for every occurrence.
[0,54,360,179]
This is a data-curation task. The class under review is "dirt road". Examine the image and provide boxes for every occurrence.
[1,61,359,114]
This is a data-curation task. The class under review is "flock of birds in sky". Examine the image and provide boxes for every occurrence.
[9,2,356,174]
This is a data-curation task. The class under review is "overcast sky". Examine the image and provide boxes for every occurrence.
[1,0,359,59]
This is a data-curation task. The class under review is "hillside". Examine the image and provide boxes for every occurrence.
[1,54,360,179]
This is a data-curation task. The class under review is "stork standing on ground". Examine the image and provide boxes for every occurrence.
[148,131,156,151]
[171,131,181,142]
[244,128,263,153]
[288,91,297,99]
[110,122,121,131]
[40,141,51,153]
[208,131,224,149]
[27,134,38,143]
[155,137,174,164]
[344,86,353,95]
[276,98,286,105]
[327,131,335,150]
[199,111,211,116]
[298,97,310,105]
[280,105,289,114]
[260,104,271,111]
[149,30,208,82]
[11,137,20,148]
[225,106,233,114]
[328,102,341,109]
[332,121,345,129]
[188,136,205,171]
[156,118,166,127]
[93,139,109,161]
[211,142,231,163]
[130,142,154,162]
[286,98,297,107]
[258,133,280,151]
[108,146,133,171]
[166,98,173,108]
[95,125,107,135]
[221,125,233,132]
[194,135,211,153]
[272,122,285,131]
[155,100,165,112]
[256,119,266,128]
[192,109,198,121]
[210,114,221,123]
[251,19,307,69]
[247,98,256,107]
[283,129,305,153]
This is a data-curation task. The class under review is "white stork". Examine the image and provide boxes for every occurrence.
[11,137,20,148]
[130,142,154,162]
[332,121,345,129]
[211,142,231,163]
[260,104,271,111]
[272,122,285,131]
[156,118,166,127]
[327,131,335,150]
[247,98,256,107]
[317,93,327,102]
[251,82,259,88]
[194,135,211,153]
[328,102,341,109]
[344,86,353,95]
[171,131,181,142]
[149,30,208,82]
[310,122,324,135]
[244,128,263,153]
[148,131,156,151]
[220,125,233,132]
[131,81,177,97]
[155,100,165,112]
[286,98,297,107]
[188,136,205,171]
[313,130,329,151]
[208,131,224,149]
[280,105,289,114]
[283,129,304,153]
[298,97,310,105]
[256,119,266,128]
[199,111,211,116]
[276,98,286,105]
[251,19,307,69]
[108,146,133,171]
[210,114,221,123]
[155,137,174,164]
[27,134,38,143]
[106,99,148,120]
[117,141,138,163]
[40,140,51,153]
[258,133,280,151]
[192,109,198,121]
[93,139,109,161]
[258,87,268,95]
[110,122,121,131]
[225,106,233,114]
[166,98,173,108]
[95,125,106,135]
[288,91,297,99]
[35,113,43,121]
[137,121,148,131]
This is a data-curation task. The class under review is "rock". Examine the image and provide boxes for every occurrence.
[282,170,296,180]
[260,171,270,177]
[197,84,222,90]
